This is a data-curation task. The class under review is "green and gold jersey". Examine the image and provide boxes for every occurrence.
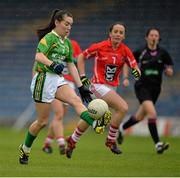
[35,30,73,73]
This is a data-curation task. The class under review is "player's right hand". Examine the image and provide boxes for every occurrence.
[78,85,92,103]
[80,75,91,87]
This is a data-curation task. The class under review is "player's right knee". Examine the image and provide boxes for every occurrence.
[120,103,128,115]
[54,113,64,120]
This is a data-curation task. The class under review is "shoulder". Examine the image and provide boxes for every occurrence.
[120,43,133,53]
[121,43,130,50]
[45,32,56,39]
[43,32,57,43]
[71,39,78,45]
[158,46,172,58]
[38,32,55,46]
[158,46,172,61]
[86,40,107,51]
[99,40,109,46]
[92,40,108,48]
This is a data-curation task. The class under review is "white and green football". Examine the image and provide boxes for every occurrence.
[88,99,109,120]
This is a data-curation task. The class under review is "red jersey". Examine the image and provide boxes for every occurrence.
[63,40,82,81]
[83,39,137,86]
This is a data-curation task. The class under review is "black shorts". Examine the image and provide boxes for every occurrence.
[134,82,161,104]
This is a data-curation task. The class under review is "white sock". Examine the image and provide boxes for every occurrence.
[23,144,31,153]
[155,142,163,148]
[56,137,65,146]
[107,125,118,142]
[71,127,84,143]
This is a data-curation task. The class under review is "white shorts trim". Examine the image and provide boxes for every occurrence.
[30,72,67,103]
[90,83,117,98]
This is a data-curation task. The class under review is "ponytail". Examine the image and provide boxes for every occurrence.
[36,9,73,41]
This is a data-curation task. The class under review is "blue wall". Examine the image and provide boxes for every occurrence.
[0,0,179,121]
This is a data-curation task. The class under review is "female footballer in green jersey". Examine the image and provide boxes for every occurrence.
[19,9,111,165]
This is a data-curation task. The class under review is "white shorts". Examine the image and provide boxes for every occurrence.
[90,83,117,98]
[65,80,75,90]
[30,72,67,103]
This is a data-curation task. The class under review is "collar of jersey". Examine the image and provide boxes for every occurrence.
[51,30,67,44]
[145,44,159,51]
[107,38,122,49]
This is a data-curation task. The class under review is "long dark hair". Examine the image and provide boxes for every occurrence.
[36,9,73,41]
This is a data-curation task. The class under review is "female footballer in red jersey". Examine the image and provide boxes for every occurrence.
[65,22,141,158]
[42,39,82,155]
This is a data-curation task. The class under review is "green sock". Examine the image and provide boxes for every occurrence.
[80,111,94,126]
[24,131,37,148]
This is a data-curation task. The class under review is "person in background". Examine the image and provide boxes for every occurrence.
[19,9,110,165]
[42,39,82,155]
[117,27,174,154]
[65,22,141,159]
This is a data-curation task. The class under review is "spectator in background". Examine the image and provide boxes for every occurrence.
[117,28,174,154]
[65,22,141,158]
[19,9,109,165]
[42,39,82,155]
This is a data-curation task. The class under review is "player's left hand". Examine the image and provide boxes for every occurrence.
[132,68,141,80]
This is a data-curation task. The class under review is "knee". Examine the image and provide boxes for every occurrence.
[54,112,64,121]
[147,113,157,119]
[114,103,128,117]
[120,102,128,115]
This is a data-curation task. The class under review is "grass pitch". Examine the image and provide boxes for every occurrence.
[0,126,179,177]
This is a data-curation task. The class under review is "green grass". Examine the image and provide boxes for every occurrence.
[0,126,179,177]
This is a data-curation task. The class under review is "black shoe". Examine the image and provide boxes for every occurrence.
[59,145,66,155]
[105,139,122,154]
[117,130,124,144]
[42,145,53,154]
[156,142,169,154]
[66,136,76,159]
[19,144,29,165]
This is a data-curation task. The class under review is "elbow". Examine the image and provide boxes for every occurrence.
[35,52,44,62]
[78,53,85,62]
[35,53,40,62]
